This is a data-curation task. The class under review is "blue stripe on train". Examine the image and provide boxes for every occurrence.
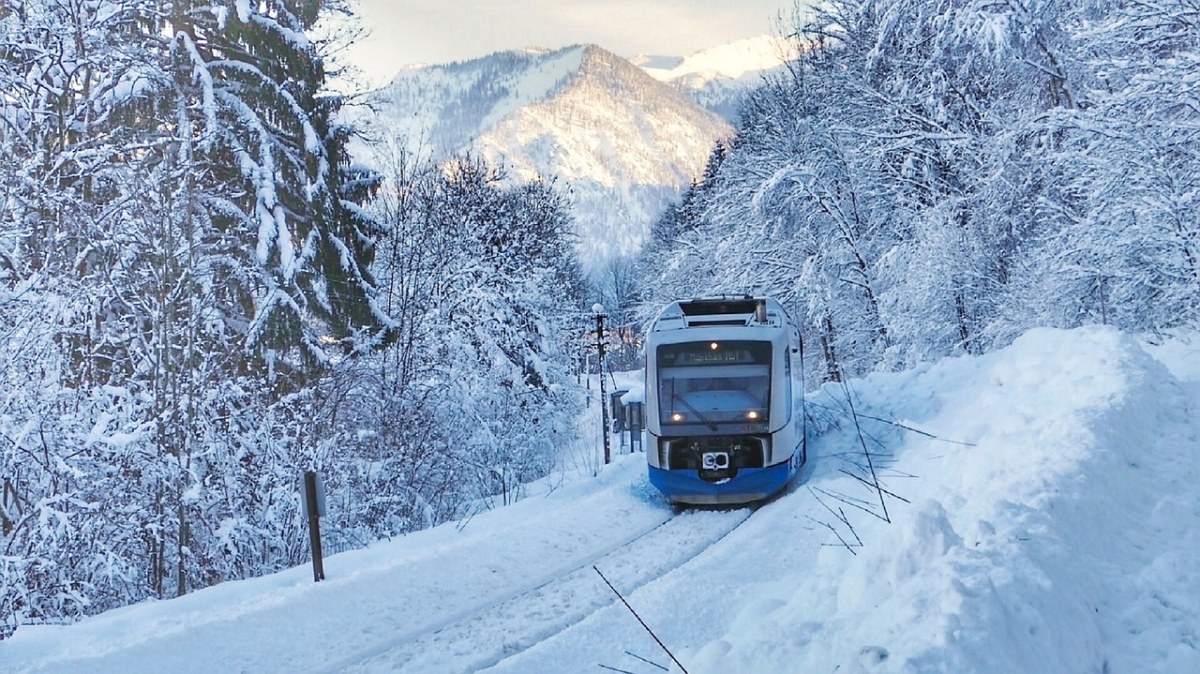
[648,460,795,503]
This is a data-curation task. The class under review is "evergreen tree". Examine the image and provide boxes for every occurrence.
[165,0,392,386]
[1,0,394,630]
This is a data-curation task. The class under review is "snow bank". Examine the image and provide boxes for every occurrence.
[687,326,1200,673]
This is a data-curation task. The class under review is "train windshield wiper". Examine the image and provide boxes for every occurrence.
[668,378,718,431]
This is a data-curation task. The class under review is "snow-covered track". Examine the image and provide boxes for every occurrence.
[320,508,754,674]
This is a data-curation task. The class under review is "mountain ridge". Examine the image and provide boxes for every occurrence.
[639,35,801,120]
[357,43,734,277]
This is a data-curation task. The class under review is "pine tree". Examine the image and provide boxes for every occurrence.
[166,0,391,387]
[1,0,396,628]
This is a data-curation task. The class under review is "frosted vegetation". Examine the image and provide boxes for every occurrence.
[0,0,583,636]
[0,0,1197,647]
[638,0,1200,380]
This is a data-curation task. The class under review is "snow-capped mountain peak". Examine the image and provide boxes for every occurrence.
[634,34,802,121]
[628,53,684,71]
[369,44,587,157]
[638,34,799,84]
[357,43,732,278]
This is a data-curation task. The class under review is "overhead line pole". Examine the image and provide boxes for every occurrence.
[593,304,611,465]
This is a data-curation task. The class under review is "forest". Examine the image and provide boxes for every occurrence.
[638,0,1199,380]
[0,0,583,635]
[1,0,1197,636]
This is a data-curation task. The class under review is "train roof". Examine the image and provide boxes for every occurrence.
[649,296,790,332]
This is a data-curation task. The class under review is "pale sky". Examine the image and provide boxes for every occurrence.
[338,0,803,87]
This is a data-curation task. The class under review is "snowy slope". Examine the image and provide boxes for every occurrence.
[3,325,1198,673]
[354,45,732,279]
[363,47,586,159]
[475,45,732,273]
[636,35,802,120]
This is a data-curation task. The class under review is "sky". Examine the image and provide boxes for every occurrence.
[338,0,803,87]
[4,326,1199,672]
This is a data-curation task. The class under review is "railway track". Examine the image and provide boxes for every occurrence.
[317,507,756,674]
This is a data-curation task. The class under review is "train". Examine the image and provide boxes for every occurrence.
[644,296,806,505]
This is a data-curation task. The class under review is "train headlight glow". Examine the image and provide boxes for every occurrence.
[709,342,719,350]
[670,412,685,422]
[746,410,760,420]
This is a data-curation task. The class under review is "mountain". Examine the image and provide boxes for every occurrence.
[636,35,802,120]
[355,44,733,278]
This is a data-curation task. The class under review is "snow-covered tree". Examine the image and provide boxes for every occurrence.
[0,0,169,633]
[309,148,586,543]
[163,0,392,385]
[638,0,1178,383]
[405,156,583,506]
[1,0,393,632]
[1035,0,1200,331]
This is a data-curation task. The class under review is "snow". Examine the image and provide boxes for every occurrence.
[348,43,730,280]
[477,46,583,132]
[638,35,799,85]
[363,46,583,160]
[633,34,803,124]
[3,325,1198,673]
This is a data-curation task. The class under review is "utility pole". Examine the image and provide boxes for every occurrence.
[593,304,611,465]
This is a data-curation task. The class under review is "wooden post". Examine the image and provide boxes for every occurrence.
[304,471,325,582]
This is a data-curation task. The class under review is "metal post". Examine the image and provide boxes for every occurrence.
[304,471,325,582]
[593,305,611,465]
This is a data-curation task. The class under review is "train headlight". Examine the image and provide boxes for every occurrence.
[746,410,760,420]
[670,412,684,423]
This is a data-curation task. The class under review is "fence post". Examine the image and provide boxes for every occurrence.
[303,471,325,582]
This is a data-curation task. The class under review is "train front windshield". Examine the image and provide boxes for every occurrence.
[657,340,771,426]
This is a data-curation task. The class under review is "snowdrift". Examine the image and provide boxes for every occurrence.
[683,326,1200,674]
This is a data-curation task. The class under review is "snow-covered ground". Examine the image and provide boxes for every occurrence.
[3,325,1198,673]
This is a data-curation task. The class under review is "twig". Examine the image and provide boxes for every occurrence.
[852,412,977,446]
[594,566,689,674]
[813,486,893,522]
[807,487,863,554]
[454,502,485,532]
[840,379,891,523]
[838,469,911,504]
[806,515,860,555]
[625,650,670,672]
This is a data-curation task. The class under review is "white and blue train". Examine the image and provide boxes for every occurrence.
[644,296,806,505]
